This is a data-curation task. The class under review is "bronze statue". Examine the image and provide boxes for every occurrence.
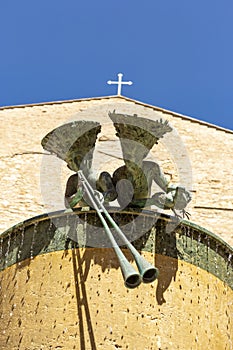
[41,111,191,287]
[41,111,191,217]
[41,120,115,208]
[108,111,191,216]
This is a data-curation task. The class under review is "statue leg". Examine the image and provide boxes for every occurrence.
[97,171,118,203]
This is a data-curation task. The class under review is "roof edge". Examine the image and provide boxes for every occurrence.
[0,94,232,134]
[0,95,119,110]
[122,95,233,135]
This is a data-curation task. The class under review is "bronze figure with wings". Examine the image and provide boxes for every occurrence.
[41,111,191,217]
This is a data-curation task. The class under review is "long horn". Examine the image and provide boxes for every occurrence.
[78,172,141,289]
[99,206,159,284]
[78,171,158,285]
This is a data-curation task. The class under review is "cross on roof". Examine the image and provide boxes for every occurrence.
[107,73,133,96]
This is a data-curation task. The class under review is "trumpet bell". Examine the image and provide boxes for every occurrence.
[119,257,141,289]
[141,266,159,284]
[124,272,141,289]
[132,253,159,284]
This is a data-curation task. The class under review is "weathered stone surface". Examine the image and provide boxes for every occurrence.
[0,251,232,349]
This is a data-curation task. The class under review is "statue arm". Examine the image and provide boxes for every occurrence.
[150,162,191,210]
[150,162,170,192]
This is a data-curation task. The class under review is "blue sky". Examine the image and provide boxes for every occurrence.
[1,1,233,129]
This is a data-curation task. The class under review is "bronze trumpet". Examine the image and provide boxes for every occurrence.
[78,171,158,289]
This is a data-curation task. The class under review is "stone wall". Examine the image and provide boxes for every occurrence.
[0,211,232,349]
[1,250,232,350]
[1,96,233,246]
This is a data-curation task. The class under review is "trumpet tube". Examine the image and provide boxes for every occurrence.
[78,171,158,285]
[100,211,158,284]
[79,173,141,288]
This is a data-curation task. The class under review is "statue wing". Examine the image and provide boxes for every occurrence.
[108,110,172,163]
[41,120,101,172]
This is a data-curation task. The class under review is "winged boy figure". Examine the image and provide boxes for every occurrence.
[41,111,191,218]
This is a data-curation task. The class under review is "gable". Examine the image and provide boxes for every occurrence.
[0,95,233,246]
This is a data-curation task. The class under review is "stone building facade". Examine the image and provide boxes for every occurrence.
[1,95,233,246]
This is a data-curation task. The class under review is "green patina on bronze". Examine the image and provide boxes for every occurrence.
[0,209,232,289]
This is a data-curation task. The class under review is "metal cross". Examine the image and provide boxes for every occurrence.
[107,73,133,95]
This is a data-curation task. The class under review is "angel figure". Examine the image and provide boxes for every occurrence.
[108,111,191,217]
[41,120,117,209]
[41,111,191,217]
